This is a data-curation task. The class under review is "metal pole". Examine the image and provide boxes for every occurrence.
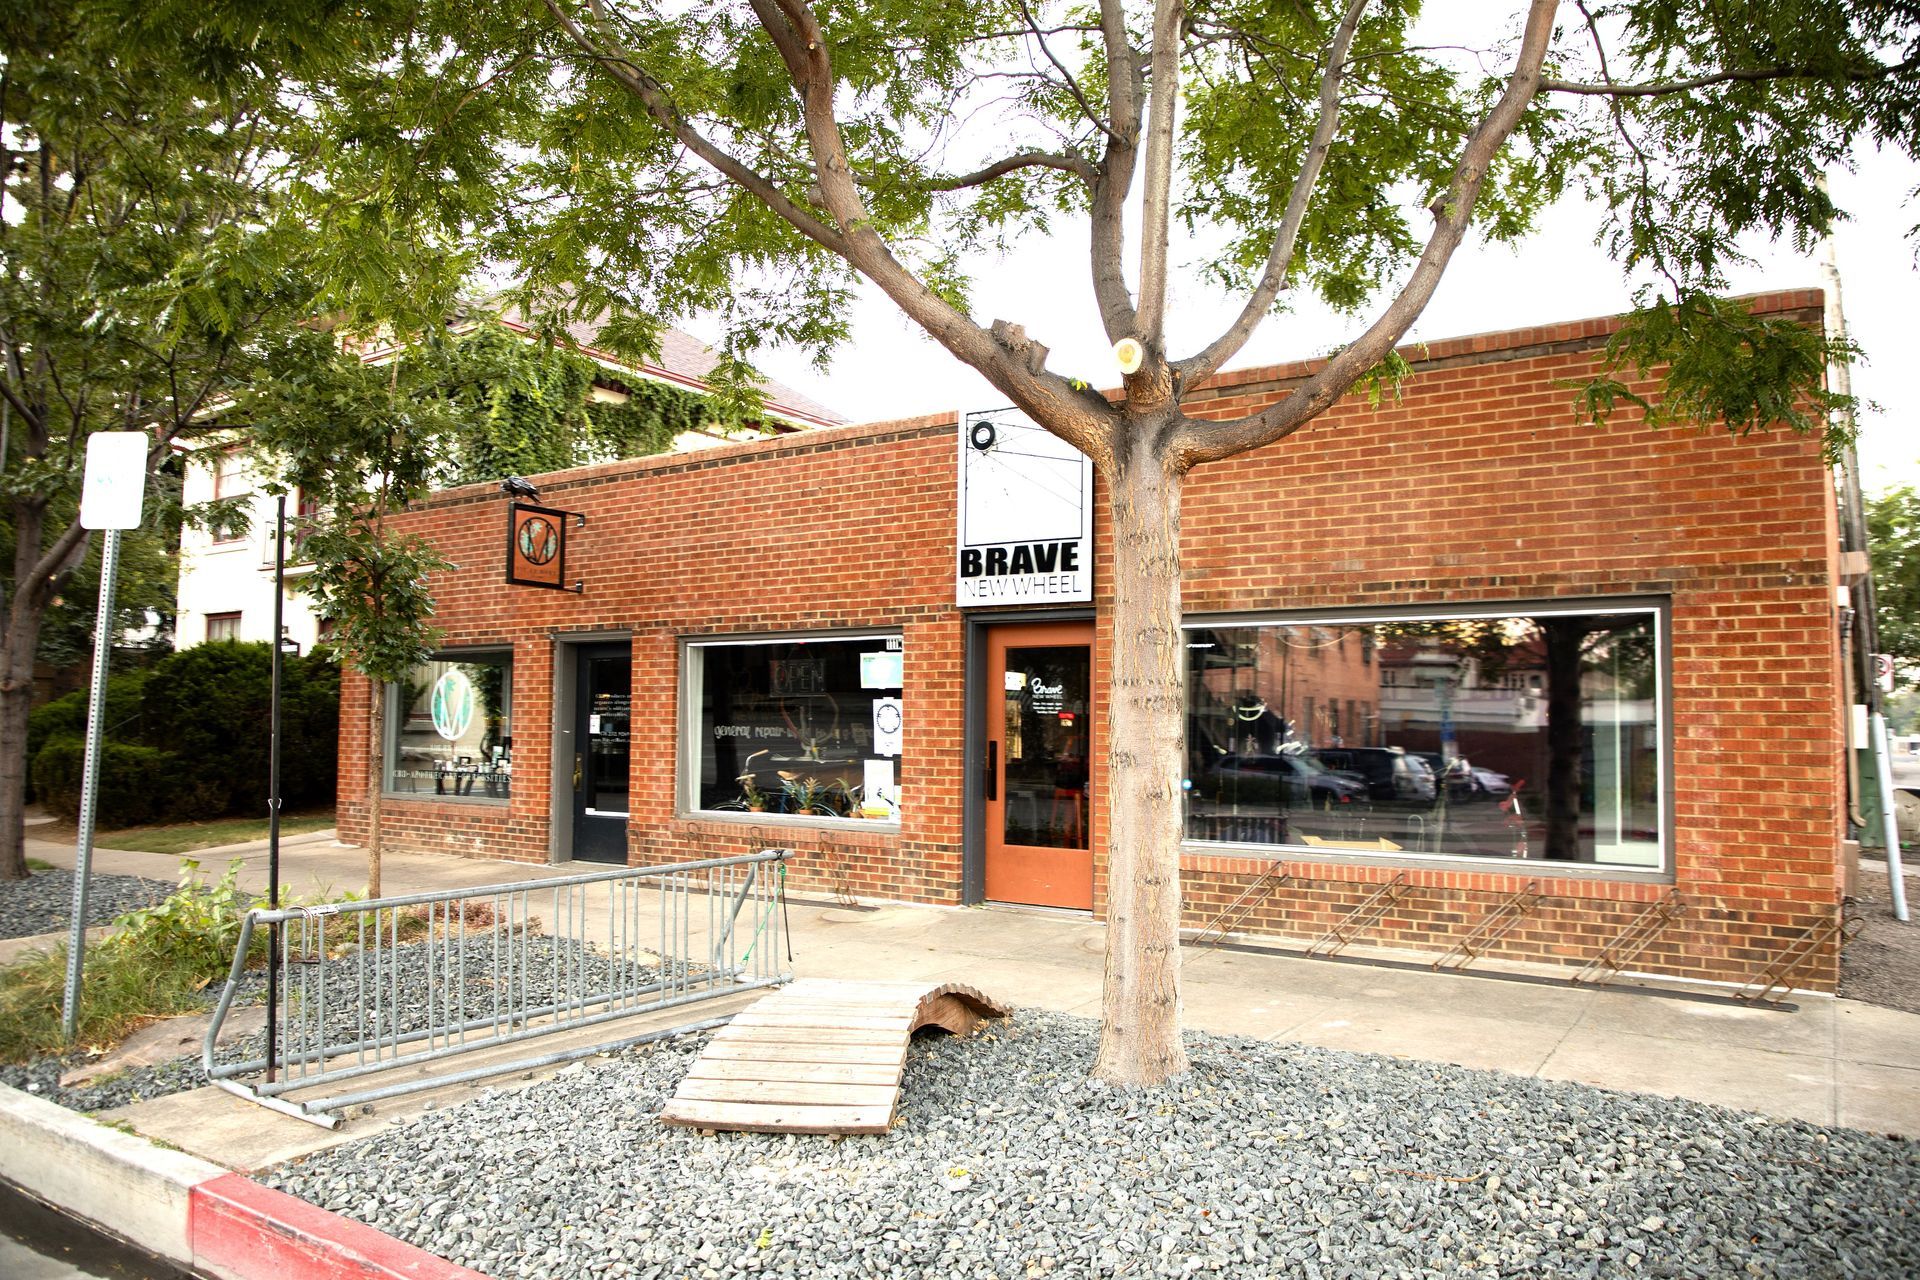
[267,495,285,1080]
[60,527,122,1042]
[1871,712,1910,922]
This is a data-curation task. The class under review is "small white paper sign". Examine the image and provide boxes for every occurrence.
[872,697,903,756]
[863,758,895,812]
[80,432,148,530]
[588,714,603,735]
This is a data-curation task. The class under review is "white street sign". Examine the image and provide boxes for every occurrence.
[79,432,148,530]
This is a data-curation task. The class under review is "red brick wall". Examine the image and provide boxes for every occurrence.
[338,291,1846,989]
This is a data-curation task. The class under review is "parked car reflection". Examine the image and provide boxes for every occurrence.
[1195,751,1368,806]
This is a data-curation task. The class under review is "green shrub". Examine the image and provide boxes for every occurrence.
[25,669,150,802]
[31,738,186,826]
[137,643,339,820]
[31,644,341,824]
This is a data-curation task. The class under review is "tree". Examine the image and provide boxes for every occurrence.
[287,0,1914,1083]
[0,9,322,881]
[1869,483,1920,691]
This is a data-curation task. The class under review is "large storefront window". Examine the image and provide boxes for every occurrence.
[1185,607,1662,868]
[386,652,513,801]
[689,635,904,821]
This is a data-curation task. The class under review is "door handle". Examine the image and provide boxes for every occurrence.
[984,740,997,801]
[572,753,583,791]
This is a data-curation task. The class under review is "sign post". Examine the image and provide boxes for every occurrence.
[61,432,147,1042]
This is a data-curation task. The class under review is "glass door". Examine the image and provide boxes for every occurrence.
[983,621,1094,908]
[572,643,631,863]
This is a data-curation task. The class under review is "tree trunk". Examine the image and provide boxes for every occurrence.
[366,677,384,898]
[1092,427,1191,1086]
[0,500,49,883]
[1542,618,1588,861]
[0,641,38,882]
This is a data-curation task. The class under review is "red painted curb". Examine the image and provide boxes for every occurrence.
[189,1172,492,1280]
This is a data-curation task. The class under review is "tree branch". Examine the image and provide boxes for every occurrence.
[1173,0,1559,469]
[736,0,1119,459]
[1542,58,1919,97]
[1175,0,1370,388]
[914,149,1094,191]
[1131,0,1187,349]
[1089,0,1142,343]
[541,0,841,249]
[1015,0,1119,143]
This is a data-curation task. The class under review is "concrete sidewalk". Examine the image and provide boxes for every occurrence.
[22,831,1920,1160]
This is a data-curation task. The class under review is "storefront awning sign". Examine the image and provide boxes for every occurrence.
[956,408,1093,607]
[506,501,584,591]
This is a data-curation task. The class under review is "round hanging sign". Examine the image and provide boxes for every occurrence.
[430,669,476,741]
[517,515,560,565]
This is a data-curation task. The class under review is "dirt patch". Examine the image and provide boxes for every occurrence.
[1842,865,1920,1014]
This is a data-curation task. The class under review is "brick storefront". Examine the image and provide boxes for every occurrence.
[339,290,1847,990]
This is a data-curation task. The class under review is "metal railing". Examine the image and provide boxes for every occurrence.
[203,849,792,1127]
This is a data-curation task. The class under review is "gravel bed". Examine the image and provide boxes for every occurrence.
[0,868,173,940]
[1842,866,1920,1015]
[0,931,695,1114]
[265,1010,1920,1280]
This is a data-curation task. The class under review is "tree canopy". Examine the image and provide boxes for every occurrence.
[1869,482,1920,691]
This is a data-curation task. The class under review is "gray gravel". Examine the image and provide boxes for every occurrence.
[0,931,694,1115]
[264,1009,1920,1280]
[0,867,173,940]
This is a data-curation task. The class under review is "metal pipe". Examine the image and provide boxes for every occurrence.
[294,1013,739,1123]
[1871,712,1910,921]
[267,494,285,1081]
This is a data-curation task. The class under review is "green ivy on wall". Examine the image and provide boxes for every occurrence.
[431,320,726,486]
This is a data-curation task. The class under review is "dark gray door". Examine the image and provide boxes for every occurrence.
[572,643,632,863]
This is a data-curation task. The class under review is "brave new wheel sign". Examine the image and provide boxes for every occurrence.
[955,408,1093,607]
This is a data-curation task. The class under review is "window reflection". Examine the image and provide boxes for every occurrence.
[1185,611,1660,867]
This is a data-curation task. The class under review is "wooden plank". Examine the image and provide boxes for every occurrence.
[712,1024,900,1045]
[660,1098,894,1135]
[698,1040,906,1066]
[672,1079,900,1108]
[685,1059,903,1087]
[731,1012,915,1031]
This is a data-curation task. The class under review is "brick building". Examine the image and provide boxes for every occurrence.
[339,290,1850,991]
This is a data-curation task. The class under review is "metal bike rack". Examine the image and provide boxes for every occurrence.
[1190,859,1292,949]
[1308,872,1412,957]
[202,848,793,1127]
[1570,889,1686,986]
[1736,902,1862,1006]
[1433,881,1541,972]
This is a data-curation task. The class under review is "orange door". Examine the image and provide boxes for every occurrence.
[983,622,1094,909]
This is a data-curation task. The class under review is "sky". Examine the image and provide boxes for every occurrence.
[752,140,1920,498]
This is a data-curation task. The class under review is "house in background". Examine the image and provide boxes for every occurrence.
[172,319,843,654]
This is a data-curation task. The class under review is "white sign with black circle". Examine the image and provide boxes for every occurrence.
[956,407,1093,607]
[872,697,903,756]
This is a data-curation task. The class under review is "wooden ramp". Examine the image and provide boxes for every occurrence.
[659,979,1009,1135]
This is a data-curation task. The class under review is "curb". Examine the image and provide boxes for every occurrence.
[0,1084,487,1280]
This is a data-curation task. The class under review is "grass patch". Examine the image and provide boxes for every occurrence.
[26,857,54,871]
[32,810,337,856]
[0,860,512,1063]
[0,859,264,1062]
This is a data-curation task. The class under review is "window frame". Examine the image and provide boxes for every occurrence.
[679,629,905,829]
[204,612,242,643]
[208,446,252,546]
[382,646,516,805]
[1180,596,1672,880]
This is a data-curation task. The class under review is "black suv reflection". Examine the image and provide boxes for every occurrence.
[1195,752,1368,806]
[1307,748,1437,805]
